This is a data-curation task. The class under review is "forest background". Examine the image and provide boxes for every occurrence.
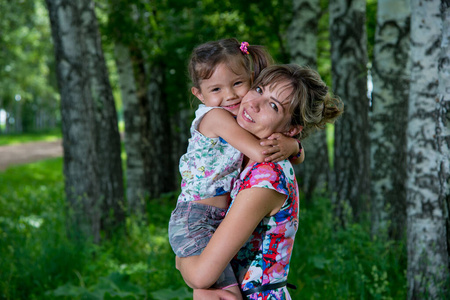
[1,0,449,299]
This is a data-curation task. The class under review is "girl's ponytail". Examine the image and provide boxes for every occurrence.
[246,44,273,79]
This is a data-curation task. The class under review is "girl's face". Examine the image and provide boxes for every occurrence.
[236,82,298,139]
[192,63,251,116]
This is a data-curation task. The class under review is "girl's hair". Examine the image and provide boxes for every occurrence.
[188,38,273,90]
[253,64,344,139]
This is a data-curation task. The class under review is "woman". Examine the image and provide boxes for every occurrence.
[176,64,343,299]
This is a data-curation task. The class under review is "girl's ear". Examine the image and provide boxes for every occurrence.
[284,125,302,137]
[191,87,204,102]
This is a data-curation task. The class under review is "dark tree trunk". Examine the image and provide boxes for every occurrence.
[45,0,124,243]
[369,0,410,240]
[329,0,370,226]
[287,0,330,203]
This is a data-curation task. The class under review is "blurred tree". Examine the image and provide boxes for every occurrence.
[0,0,59,133]
[369,0,410,240]
[45,0,124,243]
[105,0,182,214]
[406,0,450,297]
[287,0,330,203]
[329,0,370,226]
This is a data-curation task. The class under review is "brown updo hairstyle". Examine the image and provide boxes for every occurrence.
[252,64,343,139]
[188,38,273,90]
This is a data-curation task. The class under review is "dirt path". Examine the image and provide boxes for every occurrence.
[0,140,63,171]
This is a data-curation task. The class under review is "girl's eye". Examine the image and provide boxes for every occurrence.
[270,102,279,112]
[211,87,220,92]
[255,86,263,94]
[234,81,243,86]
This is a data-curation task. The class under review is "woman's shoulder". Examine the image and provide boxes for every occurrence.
[240,161,296,193]
[243,161,294,179]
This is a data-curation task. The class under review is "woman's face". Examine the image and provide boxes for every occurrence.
[236,81,294,139]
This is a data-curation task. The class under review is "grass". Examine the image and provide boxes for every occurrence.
[0,155,407,299]
[0,129,62,146]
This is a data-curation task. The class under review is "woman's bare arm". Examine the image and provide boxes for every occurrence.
[176,187,286,289]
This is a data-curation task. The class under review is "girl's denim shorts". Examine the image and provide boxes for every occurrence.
[168,201,237,288]
[168,201,226,257]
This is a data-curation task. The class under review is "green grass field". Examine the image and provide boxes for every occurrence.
[0,135,407,299]
[0,129,62,146]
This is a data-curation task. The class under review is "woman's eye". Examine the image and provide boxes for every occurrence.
[270,102,279,112]
[255,86,263,94]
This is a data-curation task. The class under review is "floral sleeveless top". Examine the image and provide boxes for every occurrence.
[230,160,299,299]
[177,105,243,203]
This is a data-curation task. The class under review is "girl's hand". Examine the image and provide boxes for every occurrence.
[260,133,299,163]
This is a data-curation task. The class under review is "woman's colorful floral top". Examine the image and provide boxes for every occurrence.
[230,160,299,300]
[177,105,243,203]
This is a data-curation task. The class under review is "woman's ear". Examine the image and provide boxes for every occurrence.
[285,125,302,137]
[191,87,204,102]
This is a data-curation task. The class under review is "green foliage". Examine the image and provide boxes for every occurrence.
[0,158,406,299]
[0,0,59,133]
[290,194,407,299]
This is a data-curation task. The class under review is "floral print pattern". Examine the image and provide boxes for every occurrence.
[230,160,299,300]
[178,105,243,203]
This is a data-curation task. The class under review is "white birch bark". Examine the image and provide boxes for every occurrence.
[370,0,410,239]
[329,0,370,224]
[114,42,148,213]
[438,2,450,276]
[406,0,449,297]
[287,0,330,201]
[287,0,320,67]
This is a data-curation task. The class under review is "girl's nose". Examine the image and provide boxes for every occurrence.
[226,89,238,100]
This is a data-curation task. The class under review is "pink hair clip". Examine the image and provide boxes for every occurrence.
[240,42,250,55]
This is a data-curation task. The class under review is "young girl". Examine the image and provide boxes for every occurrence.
[168,39,303,299]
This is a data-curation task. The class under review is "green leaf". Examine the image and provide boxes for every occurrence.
[151,287,192,300]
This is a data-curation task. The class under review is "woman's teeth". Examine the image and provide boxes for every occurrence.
[244,110,254,122]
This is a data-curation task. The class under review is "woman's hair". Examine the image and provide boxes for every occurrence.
[188,38,273,90]
[253,64,344,139]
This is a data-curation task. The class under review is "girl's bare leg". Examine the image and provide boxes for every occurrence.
[193,285,242,300]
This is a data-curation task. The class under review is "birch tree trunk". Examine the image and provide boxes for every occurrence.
[329,0,370,225]
[46,0,124,243]
[438,0,450,274]
[115,42,148,213]
[406,0,450,297]
[370,0,410,239]
[287,0,330,202]
[110,2,177,214]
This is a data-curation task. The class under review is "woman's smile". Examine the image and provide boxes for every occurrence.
[242,109,255,123]
[237,82,293,139]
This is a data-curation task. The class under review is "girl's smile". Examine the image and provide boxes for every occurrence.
[191,63,251,116]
